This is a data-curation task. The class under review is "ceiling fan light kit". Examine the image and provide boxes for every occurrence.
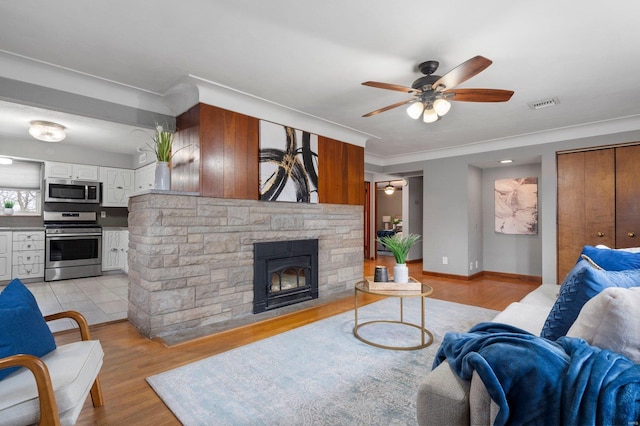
[422,107,439,123]
[384,184,395,195]
[406,101,425,119]
[363,56,514,124]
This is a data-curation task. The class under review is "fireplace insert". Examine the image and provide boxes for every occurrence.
[253,239,318,313]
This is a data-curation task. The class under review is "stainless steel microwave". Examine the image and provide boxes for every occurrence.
[45,178,101,203]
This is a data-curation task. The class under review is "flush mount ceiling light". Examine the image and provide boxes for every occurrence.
[384,182,395,195]
[28,120,66,142]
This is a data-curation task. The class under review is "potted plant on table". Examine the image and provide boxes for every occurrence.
[3,200,14,215]
[376,233,421,283]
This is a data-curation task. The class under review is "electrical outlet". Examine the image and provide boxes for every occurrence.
[470,262,473,271]
[442,256,448,265]
[100,211,106,218]
[475,260,479,269]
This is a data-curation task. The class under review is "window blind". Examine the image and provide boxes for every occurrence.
[0,160,42,190]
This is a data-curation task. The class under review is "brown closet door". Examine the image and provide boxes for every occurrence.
[615,145,640,248]
[557,149,615,282]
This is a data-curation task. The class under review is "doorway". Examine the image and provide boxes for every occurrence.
[366,175,424,262]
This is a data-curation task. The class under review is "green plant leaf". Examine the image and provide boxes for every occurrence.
[376,233,421,264]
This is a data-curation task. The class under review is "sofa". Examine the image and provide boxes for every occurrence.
[417,245,640,425]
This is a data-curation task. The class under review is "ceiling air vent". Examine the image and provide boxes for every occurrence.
[529,97,560,110]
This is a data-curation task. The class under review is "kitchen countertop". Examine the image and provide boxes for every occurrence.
[0,227,45,232]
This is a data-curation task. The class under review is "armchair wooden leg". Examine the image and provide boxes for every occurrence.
[90,376,104,407]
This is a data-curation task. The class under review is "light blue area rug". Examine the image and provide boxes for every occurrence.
[147,297,497,425]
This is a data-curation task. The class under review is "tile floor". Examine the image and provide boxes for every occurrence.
[1,274,129,333]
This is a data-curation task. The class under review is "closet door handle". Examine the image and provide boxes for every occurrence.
[628,232,636,238]
[597,231,605,237]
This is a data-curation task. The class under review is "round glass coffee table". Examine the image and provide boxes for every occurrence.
[353,280,434,350]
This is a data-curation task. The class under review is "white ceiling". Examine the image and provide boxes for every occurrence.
[1,0,640,166]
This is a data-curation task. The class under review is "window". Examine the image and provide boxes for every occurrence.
[0,160,42,215]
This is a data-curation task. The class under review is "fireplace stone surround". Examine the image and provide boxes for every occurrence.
[127,191,363,339]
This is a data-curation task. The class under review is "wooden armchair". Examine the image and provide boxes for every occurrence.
[0,311,104,426]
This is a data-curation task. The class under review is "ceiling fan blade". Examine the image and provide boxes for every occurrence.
[362,99,415,117]
[362,81,418,94]
[445,88,514,102]
[431,56,493,90]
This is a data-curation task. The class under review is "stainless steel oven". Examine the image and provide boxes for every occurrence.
[44,211,102,281]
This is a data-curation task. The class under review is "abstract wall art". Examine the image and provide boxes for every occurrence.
[259,120,318,203]
[494,177,538,235]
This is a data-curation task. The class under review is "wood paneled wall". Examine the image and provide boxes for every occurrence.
[172,103,364,206]
[172,104,201,193]
[318,136,364,205]
[199,104,259,199]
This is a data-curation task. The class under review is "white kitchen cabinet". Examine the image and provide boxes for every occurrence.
[121,230,129,273]
[0,232,12,281]
[45,161,99,181]
[134,162,156,192]
[100,167,134,207]
[102,229,129,272]
[12,231,45,280]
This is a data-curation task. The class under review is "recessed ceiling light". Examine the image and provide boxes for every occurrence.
[29,120,66,142]
[500,159,513,164]
[0,157,12,165]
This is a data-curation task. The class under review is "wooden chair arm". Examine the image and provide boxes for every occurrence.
[44,311,92,341]
[0,354,61,426]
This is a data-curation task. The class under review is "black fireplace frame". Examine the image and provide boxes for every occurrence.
[253,239,319,313]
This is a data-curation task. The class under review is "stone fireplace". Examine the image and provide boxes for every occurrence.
[127,192,363,339]
[253,239,318,313]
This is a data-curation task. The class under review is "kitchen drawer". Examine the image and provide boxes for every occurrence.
[13,249,44,265]
[12,238,45,251]
[13,250,44,279]
[13,231,45,243]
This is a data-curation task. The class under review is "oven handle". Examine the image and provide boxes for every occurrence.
[46,233,102,238]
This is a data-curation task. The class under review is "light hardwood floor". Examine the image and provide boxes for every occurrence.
[59,257,539,425]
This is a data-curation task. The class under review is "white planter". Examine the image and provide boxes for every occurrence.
[4,207,13,215]
[154,161,171,190]
[394,263,409,283]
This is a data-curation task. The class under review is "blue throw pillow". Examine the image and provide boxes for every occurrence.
[0,278,57,380]
[581,245,640,271]
[541,261,640,341]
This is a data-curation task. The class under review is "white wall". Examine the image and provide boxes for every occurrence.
[482,163,542,276]
[468,166,483,275]
[0,138,134,169]
[405,176,423,261]
[422,158,470,275]
[381,128,640,283]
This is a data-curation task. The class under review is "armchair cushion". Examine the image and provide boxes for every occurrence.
[0,340,104,425]
[0,279,56,380]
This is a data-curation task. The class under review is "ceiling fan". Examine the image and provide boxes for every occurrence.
[377,180,405,194]
[362,55,514,123]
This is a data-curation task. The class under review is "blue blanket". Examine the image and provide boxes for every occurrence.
[434,322,640,425]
